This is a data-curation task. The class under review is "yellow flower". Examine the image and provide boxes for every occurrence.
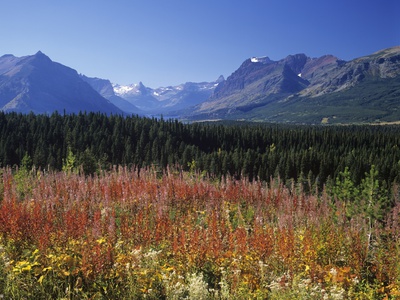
[96,237,107,245]
[21,265,32,272]
[13,260,33,273]
[38,275,45,284]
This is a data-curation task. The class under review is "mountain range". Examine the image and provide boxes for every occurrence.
[112,76,224,114]
[190,46,400,124]
[0,47,399,124]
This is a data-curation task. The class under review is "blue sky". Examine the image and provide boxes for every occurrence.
[1,0,399,87]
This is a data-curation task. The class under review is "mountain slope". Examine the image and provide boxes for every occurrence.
[188,46,400,123]
[80,75,142,114]
[0,52,122,114]
[192,53,342,115]
[192,54,309,113]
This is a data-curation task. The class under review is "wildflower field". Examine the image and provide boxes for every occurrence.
[0,166,399,299]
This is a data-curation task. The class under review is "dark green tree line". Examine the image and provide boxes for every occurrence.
[0,111,400,190]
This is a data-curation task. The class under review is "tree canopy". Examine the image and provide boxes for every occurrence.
[0,111,400,190]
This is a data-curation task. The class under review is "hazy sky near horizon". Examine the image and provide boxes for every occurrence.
[1,0,399,87]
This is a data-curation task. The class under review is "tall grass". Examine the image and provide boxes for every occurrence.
[0,166,398,299]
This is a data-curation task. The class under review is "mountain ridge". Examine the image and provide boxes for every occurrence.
[0,52,123,115]
[188,46,400,124]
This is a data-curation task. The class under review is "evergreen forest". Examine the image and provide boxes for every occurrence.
[1,111,400,189]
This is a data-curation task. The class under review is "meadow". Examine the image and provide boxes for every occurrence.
[0,165,399,299]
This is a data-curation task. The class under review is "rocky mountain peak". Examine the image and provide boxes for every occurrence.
[282,53,309,75]
[216,75,225,83]
[0,52,122,114]
[32,51,52,63]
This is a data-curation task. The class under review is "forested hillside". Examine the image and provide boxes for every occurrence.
[1,111,400,188]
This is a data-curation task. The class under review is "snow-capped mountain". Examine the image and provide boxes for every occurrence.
[113,76,224,114]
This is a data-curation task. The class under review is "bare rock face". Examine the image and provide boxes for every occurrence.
[299,47,400,97]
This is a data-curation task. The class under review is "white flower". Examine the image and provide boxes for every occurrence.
[187,273,209,300]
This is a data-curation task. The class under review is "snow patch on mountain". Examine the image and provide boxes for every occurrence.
[250,56,272,64]
[112,83,139,96]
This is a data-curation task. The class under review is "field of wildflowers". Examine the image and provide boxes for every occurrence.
[0,166,399,299]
